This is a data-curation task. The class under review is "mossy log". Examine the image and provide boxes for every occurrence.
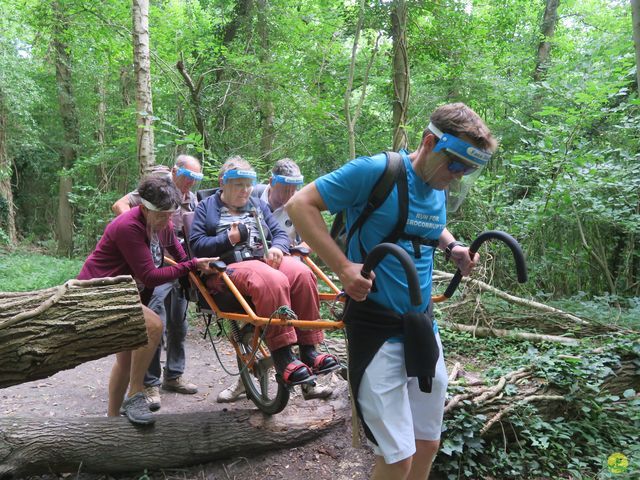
[0,385,350,477]
[0,276,147,388]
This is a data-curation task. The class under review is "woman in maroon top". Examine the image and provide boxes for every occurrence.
[78,176,215,425]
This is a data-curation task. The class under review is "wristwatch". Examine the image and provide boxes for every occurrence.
[445,241,466,261]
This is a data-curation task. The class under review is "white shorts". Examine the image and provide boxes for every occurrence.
[358,333,448,464]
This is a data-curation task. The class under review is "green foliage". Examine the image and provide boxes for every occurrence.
[0,247,82,291]
[435,332,640,479]
[1,0,639,476]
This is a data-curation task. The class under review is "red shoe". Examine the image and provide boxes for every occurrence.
[302,351,341,375]
[280,359,316,386]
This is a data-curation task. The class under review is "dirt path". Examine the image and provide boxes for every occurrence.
[1,327,375,479]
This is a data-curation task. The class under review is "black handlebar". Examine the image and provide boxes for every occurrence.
[442,230,528,299]
[356,231,527,307]
[361,243,423,306]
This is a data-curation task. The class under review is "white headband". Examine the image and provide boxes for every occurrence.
[141,198,178,213]
[427,122,444,138]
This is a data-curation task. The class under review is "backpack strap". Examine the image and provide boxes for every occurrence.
[350,152,406,260]
[379,152,408,246]
[375,153,439,259]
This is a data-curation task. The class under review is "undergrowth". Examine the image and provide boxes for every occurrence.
[0,246,83,291]
[435,331,640,480]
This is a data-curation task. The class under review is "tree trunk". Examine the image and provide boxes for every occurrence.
[96,76,109,190]
[176,59,210,161]
[533,0,560,82]
[260,99,276,162]
[212,0,255,147]
[0,276,147,389]
[391,0,409,151]
[0,385,350,476]
[632,0,640,94]
[120,64,133,107]
[344,0,366,161]
[52,1,80,256]
[344,0,380,161]
[257,0,275,163]
[0,87,17,244]
[132,0,155,176]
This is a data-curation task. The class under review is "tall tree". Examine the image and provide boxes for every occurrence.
[0,87,16,243]
[533,0,560,82]
[632,0,640,93]
[257,0,275,163]
[176,58,210,161]
[391,0,409,151]
[344,0,380,160]
[52,0,80,256]
[131,0,155,175]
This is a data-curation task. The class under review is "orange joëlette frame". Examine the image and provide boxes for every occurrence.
[166,255,346,331]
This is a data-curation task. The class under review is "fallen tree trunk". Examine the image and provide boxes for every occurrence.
[433,270,589,325]
[0,276,147,388]
[0,384,350,476]
[439,319,579,345]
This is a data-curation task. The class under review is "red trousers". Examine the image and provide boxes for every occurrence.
[206,257,323,351]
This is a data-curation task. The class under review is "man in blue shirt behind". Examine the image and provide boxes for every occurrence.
[287,103,497,479]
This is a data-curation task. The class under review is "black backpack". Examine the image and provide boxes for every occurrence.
[329,152,405,256]
[329,151,439,260]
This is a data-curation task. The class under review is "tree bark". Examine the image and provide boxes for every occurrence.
[344,0,380,160]
[257,0,275,163]
[52,1,80,256]
[132,0,155,176]
[0,87,17,244]
[120,64,133,107]
[391,0,409,151]
[0,385,350,476]
[632,0,640,94]
[0,276,147,389]
[533,0,560,82]
[96,76,109,190]
[176,59,211,161]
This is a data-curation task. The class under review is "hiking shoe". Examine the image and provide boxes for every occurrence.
[272,346,315,386]
[144,385,161,411]
[301,383,333,400]
[121,392,155,425]
[162,376,198,394]
[300,347,341,375]
[216,379,246,403]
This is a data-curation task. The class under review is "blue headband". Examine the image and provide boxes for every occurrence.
[428,123,491,167]
[222,169,257,185]
[176,167,204,181]
[272,174,304,185]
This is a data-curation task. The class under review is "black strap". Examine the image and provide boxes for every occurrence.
[344,151,439,262]
[347,152,406,260]
[400,235,440,259]
[345,152,402,246]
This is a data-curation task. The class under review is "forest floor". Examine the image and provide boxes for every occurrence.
[1,325,378,480]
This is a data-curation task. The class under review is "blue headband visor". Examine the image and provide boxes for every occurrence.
[176,167,204,181]
[222,169,258,185]
[272,174,304,186]
[429,123,491,176]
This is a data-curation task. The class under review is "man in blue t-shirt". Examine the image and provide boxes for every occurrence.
[287,103,497,479]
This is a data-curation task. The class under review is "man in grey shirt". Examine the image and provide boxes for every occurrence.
[112,154,203,410]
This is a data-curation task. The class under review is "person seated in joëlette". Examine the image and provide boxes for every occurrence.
[216,158,335,403]
[189,156,340,389]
